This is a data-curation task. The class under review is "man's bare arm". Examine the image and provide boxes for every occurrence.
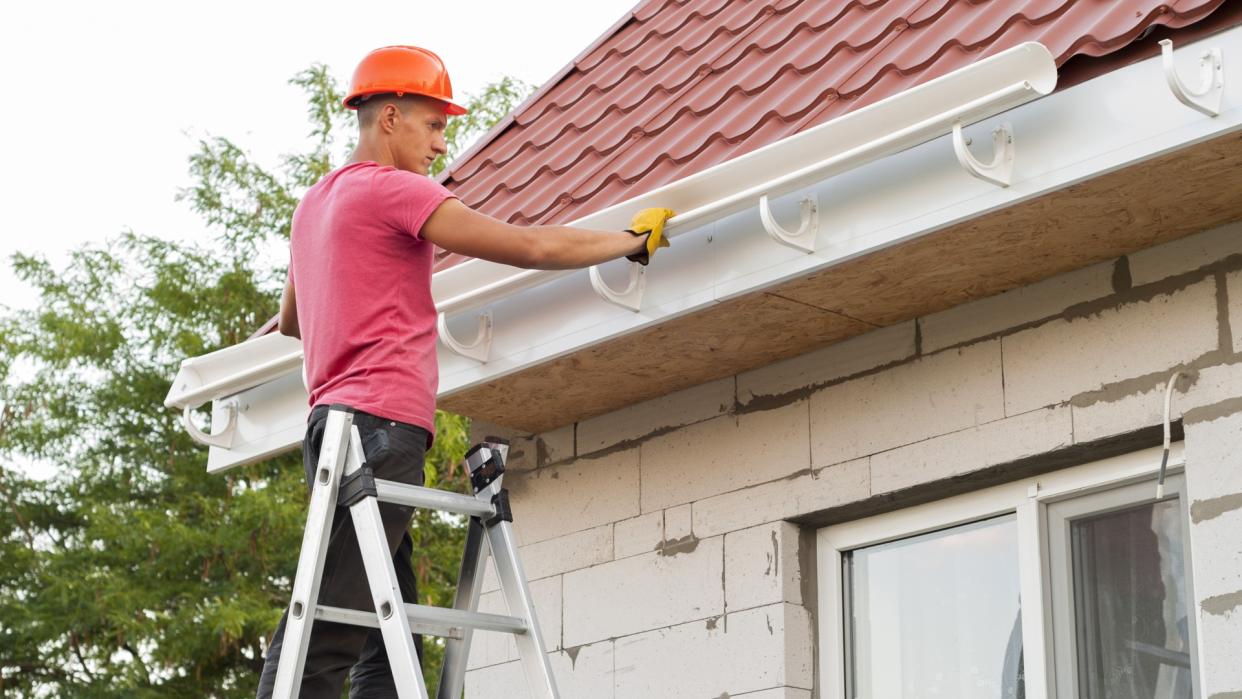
[421,198,646,270]
[278,274,300,339]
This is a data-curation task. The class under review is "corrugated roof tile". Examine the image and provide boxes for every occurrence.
[439,0,1228,233]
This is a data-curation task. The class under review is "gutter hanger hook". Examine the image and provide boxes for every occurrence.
[759,193,819,253]
[1160,39,1223,117]
[590,262,646,312]
[438,311,492,362]
[953,121,1014,187]
[182,400,238,448]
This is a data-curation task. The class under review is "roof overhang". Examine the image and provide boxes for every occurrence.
[166,28,1242,470]
[437,28,1242,431]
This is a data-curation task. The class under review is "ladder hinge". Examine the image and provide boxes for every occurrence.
[339,467,378,507]
[466,442,507,492]
[486,489,513,527]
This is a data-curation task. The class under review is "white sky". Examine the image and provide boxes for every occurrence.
[0,0,639,309]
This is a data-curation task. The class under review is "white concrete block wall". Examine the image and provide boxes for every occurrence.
[463,220,1242,697]
[1184,413,1242,698]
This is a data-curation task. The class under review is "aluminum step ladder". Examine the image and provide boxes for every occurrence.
[272,405,559,698]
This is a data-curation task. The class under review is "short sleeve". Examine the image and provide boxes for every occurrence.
[384,169,457,240]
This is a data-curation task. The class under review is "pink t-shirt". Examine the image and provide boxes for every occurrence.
[290,161,455,439]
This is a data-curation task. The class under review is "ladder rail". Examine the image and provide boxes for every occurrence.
[351,496,430,698]
[487,519,559,699]
[271,409,353,698]
[437,517,491,699]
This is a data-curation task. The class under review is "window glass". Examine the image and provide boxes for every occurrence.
[1071,498,1193,698]
[846,515,1024,699]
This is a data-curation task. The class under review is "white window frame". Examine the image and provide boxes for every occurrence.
[816,443,1202,699]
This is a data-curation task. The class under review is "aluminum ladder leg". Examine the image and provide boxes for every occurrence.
[271,406,559,699]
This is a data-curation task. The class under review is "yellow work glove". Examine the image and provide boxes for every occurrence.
[624,207,674,265]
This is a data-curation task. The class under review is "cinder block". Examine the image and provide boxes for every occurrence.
[464,641,614,699]
[693,457,870,539]
[507,448,639,545]
[1186,414,1242,607]
[810,341,1004,467]
[562,535,724,646]
[469,419,538,472]
[537,423,575,466]
[613,603,813,698]
[738,322,916,406]
[639,401,810,512]
[468,576,562,670]
[921,261,1114,353]
[576,377,734,454]
[870,407,1072,494]
[1185,409,1242,499]
[1229,269,1242,354]
[1072,360,1242,444]
[484,524,612,594]
[1127,220,1242,286]
[725,522,803,612]
[664,504,692,541]
[467,421,573,472]
[1188,508,1242,602]
[614,511,663,559]
[1195,597,1242,699]
[520,524,613,583]
[1002,279,1219,415]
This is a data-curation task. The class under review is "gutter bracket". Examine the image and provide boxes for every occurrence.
[589,262,647,312]
[183,399,238,448]
[760,193,819,253]
[1160,39,1223,117]
[438,311,493,362]
[953,121,1014,187]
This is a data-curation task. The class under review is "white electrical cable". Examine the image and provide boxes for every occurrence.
[1156,370,1182,499]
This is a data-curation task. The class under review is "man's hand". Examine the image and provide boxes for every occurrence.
[624,207,675,265]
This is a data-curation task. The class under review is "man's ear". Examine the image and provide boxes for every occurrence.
[378,102,400,134]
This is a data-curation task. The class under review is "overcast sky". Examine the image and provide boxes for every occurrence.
[0,0,639,309]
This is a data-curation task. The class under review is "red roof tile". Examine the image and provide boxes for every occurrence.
[440,0,1227,231]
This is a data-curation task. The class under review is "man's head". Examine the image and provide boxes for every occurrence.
[356,94,450,175]
[344,45,467,175]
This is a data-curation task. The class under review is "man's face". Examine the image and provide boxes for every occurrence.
[393,98,449,176]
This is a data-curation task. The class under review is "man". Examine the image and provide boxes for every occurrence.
[256,45,671,697]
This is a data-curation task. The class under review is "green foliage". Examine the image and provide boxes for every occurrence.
[0,65,531,696]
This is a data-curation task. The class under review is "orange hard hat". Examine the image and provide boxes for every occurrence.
[344,45,468,115]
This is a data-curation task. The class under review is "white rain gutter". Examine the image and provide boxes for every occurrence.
[432,42,1057,338]
[164,29,1241,472]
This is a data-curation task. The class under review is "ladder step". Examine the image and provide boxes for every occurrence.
[372,479,495,518]
[315,602,528,639]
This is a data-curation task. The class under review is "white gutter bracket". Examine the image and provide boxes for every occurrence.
[589,262,647,311]
[437,311,493,362]
[760,193,819,253]
[1160,39,1223,117]
[953,121,1015,187]
[183,399,238,448]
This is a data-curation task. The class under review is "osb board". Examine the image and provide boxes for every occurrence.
[777,131,1242,324]
[440,131,1242,433]
[440,294,875,433]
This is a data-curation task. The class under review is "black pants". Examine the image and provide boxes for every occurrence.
[257,405,429,699]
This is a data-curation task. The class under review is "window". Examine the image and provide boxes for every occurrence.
[1049,475,1196,698]
[818,445,1201,699]
[846,515,1024,698]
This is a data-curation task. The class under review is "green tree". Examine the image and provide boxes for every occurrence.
[0,67,530,696]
